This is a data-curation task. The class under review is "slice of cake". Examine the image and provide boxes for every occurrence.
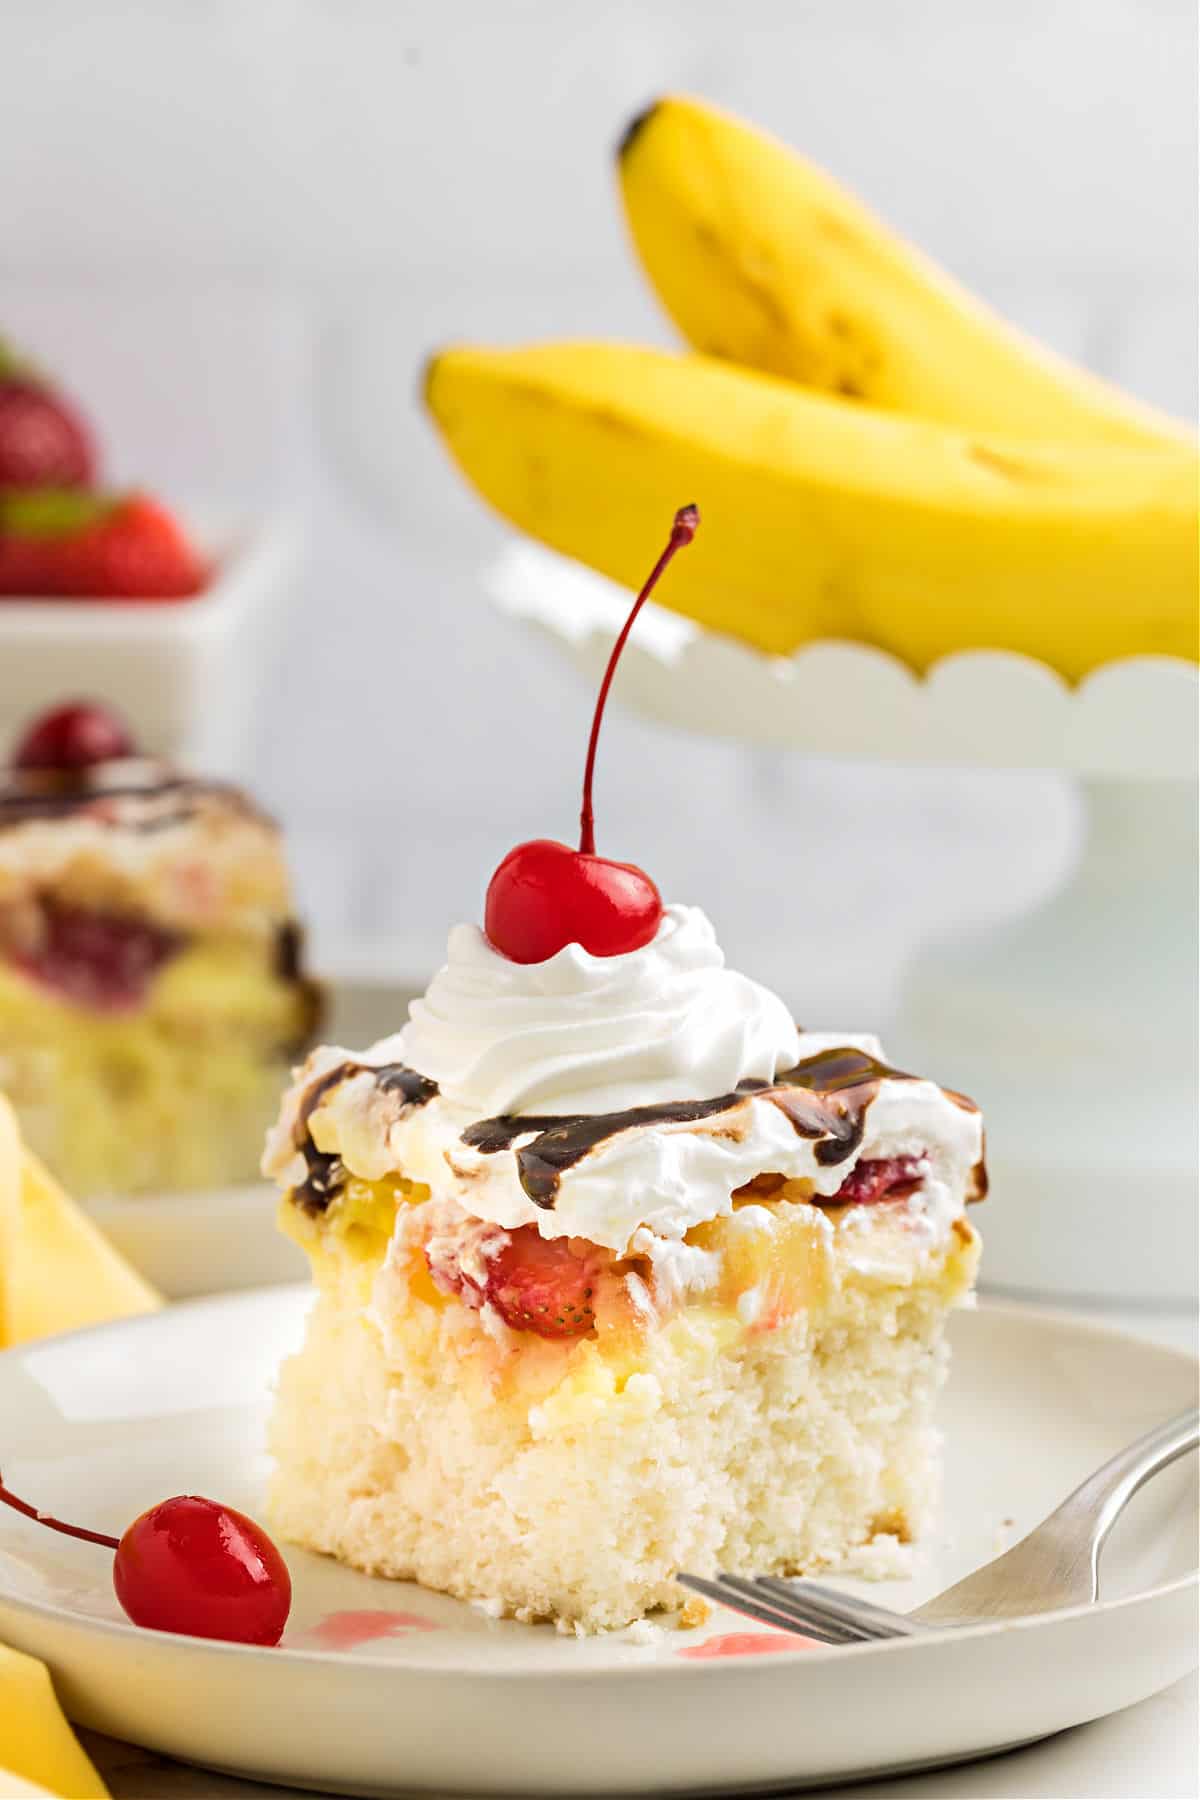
[264,507,985,1633]
[265,909,983,1633]
[0,701,321,1197]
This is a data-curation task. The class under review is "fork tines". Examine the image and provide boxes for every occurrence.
[677,1572,921,1645]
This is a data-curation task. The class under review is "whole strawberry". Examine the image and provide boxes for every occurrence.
[0,490,205,600]
[0,339,96,489]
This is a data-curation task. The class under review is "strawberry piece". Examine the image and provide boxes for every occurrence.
[11,903,180,1010]
[484,1226,599,1339]
[0,490,205,600]
[0,340,96,489]
[832,1154,927,1205]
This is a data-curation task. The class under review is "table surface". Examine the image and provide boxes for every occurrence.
[83,1302,1199,1800]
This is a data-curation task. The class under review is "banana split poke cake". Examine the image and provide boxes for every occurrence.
[265,510,986,1632]
[0,701,321,1197]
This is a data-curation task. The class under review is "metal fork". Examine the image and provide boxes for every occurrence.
[679,1406,1199,1645]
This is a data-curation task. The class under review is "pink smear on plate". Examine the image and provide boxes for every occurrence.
[302,1609,441,1650]
[678,1631,814,1659]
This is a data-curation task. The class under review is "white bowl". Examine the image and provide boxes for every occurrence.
[0,507,297,775]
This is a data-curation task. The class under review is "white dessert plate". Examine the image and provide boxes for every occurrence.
[0,1294,1195,1796]
[82,977,418,1299]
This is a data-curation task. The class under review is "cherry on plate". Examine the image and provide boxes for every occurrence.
[0,1473,292,1647]
[114,1495,292,1647]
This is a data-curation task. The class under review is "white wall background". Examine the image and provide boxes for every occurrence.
[4,0,1196,1020]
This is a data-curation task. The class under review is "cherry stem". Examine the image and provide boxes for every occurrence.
[578,504,699,857]
[0,1469,120,1551]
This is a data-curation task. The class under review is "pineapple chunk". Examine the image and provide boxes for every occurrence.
[689,1196,833,1330]
[0,1094,159,1347]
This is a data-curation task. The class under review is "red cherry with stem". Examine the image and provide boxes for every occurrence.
[13,699,136,771]
[485,838,663,965]
[114,1496,292,1646]
[485,504,699,964]
[0,1472,291,1646]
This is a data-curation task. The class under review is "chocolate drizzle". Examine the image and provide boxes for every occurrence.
[0,765,267,836]
[768,1048,916,1167]
[461,1047,957,1209]
[274,920,325,1058]
[293,1059,438,1213]
[462,1093,758,1208]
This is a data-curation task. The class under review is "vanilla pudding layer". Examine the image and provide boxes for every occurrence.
[0,940,315,1197]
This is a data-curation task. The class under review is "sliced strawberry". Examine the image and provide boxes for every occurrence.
[0,490,205,600]
[10,903,180,1010]
[484,1226,600,1339]
[832,1154,927,1206]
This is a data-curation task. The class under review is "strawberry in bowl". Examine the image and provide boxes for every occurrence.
[0,490,206,602]
[0,336,96,491]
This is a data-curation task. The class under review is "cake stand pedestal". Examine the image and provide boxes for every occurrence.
[489,544,1199,1306]
[895,775,1196,1304]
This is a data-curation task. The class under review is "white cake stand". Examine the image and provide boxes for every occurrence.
[488,544,1199,1306]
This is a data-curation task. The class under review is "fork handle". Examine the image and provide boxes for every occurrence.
[1052,1405,1199,1581]
[915,1403,1199,1624]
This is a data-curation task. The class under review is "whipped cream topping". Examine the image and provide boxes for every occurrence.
[397,905,801,1116]
[382,1032,979,1250]
[264,898,985,1256]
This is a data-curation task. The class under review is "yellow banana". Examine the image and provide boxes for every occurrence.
[425,340,1198,678]
[618,96,1191,449]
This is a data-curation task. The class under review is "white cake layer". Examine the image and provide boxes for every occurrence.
[269,1221,977,1632]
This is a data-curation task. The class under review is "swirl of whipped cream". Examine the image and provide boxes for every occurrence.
[398,904,800,1116]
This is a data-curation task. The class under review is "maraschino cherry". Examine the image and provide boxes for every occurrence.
[0,1473,291,1646]
[13,699,135,771]
[485,504,699,964]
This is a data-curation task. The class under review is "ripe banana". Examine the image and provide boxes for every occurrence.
[618,95,1191,449]
[425,341,1198,678]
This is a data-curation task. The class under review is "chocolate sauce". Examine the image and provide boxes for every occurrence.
[769,1048,915,1167]
[274,920,304,982]
[462,1093,759,1208]
[459,1046,954,1209]
[271,920,325,1057]
[0,767,265,836]
[292,1059,438,1214]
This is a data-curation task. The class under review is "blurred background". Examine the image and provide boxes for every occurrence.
[4,0,1196,1018]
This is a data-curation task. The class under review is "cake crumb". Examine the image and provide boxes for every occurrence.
[839,1533,913,1582]
[678,1594,711,1629]
[869,1508,912,1544]
[620,1618,665,1646]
